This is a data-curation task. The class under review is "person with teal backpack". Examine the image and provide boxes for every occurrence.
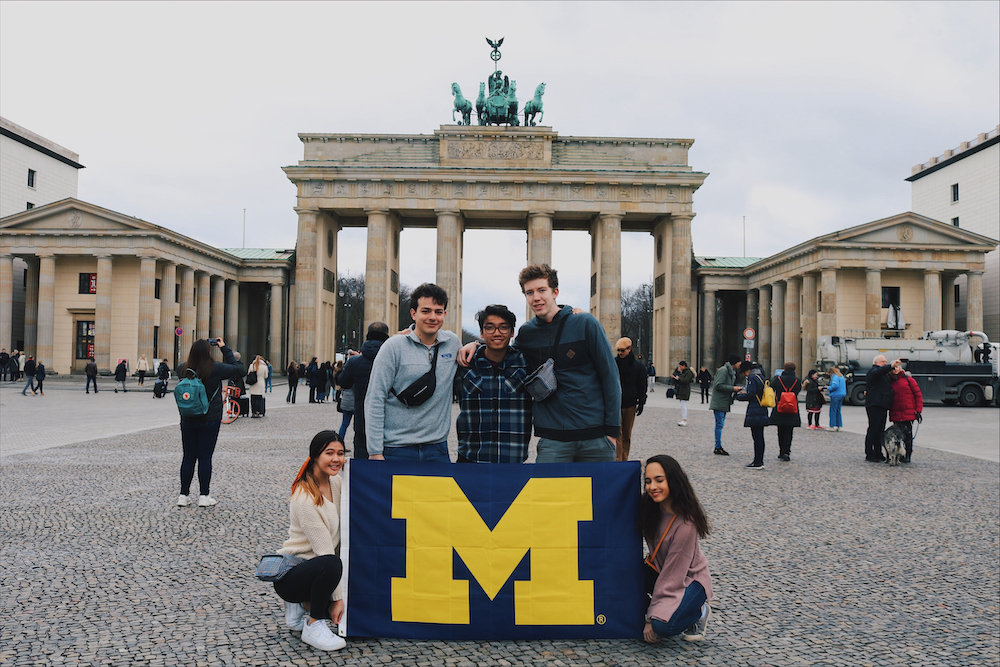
[174,338,243,508]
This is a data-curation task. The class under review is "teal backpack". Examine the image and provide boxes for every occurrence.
[174,368,210,417]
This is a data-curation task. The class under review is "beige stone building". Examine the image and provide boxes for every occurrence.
[694,212,997,375]
[0,199,291,374]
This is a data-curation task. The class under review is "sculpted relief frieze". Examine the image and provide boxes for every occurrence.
[446,140,544,161]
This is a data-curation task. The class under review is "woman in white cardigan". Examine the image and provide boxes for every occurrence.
[273,430,348,651]
[248,355,268,417]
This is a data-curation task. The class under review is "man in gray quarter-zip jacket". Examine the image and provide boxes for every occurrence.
[365,283,461,463]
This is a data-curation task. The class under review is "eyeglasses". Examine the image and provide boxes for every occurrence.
[482,323,513,333]
[616,346,631,352]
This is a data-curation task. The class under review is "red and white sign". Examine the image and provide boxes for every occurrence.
[175,327,184,336]
[743,328,756,340]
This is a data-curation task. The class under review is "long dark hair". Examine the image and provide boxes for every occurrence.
[183,339,215,380]
[640,455,710,539]
[291,430,349,506]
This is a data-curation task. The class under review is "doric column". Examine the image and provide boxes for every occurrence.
[923,270,942,331]
[211,276,225,338]
[36,254,55,367]
[702,288,716,370]
[293,207,319,361]
[801,273,818,376]
[527,211,553,266]
[589,212,622,340]
[820,269,838,337]
[0,255,12,349]
[770,281,785,370]
[669,214,693,369]
[364,209,396,331]
[137,256,157,360]
[758,284,772,374]
[865,269,882,333]
[196,272,210,340]
[784,276,801,369]
[269,282,284,368]
[745,289,758,364]
[225,280,239,345]
[159,261,176,363]
[966,271,984,332]
[95,255,113,372]
[24,257,39,351]
[436,210,464,335]
[942,274,957,330]
[179,266,196,357]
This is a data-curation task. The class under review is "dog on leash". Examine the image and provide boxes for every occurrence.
[882,424,906,466]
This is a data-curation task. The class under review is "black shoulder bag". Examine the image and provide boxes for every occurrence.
[523,313,570,402]
[391,343,440,407]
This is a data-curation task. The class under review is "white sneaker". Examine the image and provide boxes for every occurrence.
[285,602,308,631]
[301,619,346,651]
[177,495,191,507]
[677,420,688,427]
[197,495,217,507]
[682,603,711,642]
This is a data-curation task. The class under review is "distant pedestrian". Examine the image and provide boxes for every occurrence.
[827,367,846,431]
[803,370,825,429]
[156,359,171,395]
[647,360,657,393]
[771,362,802,462]
[248,354,268,417]
[615,337,647,461]
[114,359,128,393]
[864,355,899,462]
[21,355,37,396]
[136,355,149,385]
[672,361,694,427]
[0,348,9,381]
[286,362,299,403]
[85,357,99,393]
[337,323,390,460]
[306,357,320,403]
[265,359,274,393]
[889,362,923,463]
[697,366,712,404]
[737,362,769,468]
[709,355,743,456]
[17,351,26,381]
[33,361,46,396]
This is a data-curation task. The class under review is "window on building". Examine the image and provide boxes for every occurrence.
[175,283,180,303]
[78,272,97,294]
[955,284,961,306]
[23,268,27,288]
[817,291,822,311]
[952,217,960,227]
[27,169,36,188]
[153,326,159,359]
[26,202,34,210]
[951,183,959,202]
[322,268,335,293]
[155,278,161,300]
[75,321,95,359]
[881,286,900,308]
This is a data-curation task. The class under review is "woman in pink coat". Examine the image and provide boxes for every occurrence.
[889,362,923,463]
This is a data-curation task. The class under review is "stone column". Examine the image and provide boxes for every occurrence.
[0,254,12,349]
[179,266,195,356]
[865,269,882,334]
[225,280,239,345]
[966,271,984,332]
[801,273,818,375]
[196,272,211,340]
[24,257,38,352]
[820,269,838,337]
[942,274,957,330]
[36,254,55,367]
[293,208,319,362]
[702,288,716,370]
[269,282,284,368]
[137,256,157,360]
[527,211,553,266]
[758,284,772,374]
[159,261,176,363]
[669,214,693,369]
[364,209,392,330]
[95,255,113,372]
[770,281,785,370]
[436,210,464,335]
[211,276,225,338]
[589,213,622,340]
[784,277,801,370]
[745,289,758,363]
[923,270,942,332]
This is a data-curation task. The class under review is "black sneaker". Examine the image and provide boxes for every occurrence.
[746,462,764,469]
[713,448,730,456]
[778,455,790,462]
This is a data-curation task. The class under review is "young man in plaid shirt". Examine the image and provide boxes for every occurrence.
[454,304,532,463]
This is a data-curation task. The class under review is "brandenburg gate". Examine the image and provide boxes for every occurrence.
[283,124,707,369]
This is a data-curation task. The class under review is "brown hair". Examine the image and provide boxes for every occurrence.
[518,264,558,291]
[783,361,797,373]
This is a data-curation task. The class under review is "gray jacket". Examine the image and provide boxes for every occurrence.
[364,327,461,456]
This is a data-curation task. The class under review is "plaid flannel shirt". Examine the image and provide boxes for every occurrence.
[455,346,532,463]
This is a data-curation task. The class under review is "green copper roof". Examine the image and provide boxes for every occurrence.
[695,256,763,268]
[221,248,294,261]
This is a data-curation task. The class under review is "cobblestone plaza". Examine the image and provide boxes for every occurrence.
[2,381,998,666]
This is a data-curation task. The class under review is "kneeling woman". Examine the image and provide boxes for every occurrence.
[641,455,714,643]
[274,431,348,651]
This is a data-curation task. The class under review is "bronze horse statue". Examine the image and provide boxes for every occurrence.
[451,82,473,125]
[475,82,486,125]
[524,82,545,126]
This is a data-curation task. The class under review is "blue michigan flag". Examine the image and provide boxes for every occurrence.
[341,460,644,639]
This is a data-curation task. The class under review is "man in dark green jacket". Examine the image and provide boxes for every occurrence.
[709,355,744,455]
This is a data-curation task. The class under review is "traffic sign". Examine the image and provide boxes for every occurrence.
[743,328,756,340]
[745,353,752,362]
[175,327,184,336]
[743,339,755,349]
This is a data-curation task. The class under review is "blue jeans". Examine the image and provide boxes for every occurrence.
[179,418,223,495]
[829,397,844,428]
[383,440,450,463]
[86,376,98,392]
[265,377,272,392]
[338,412,354,440]
[536,436,616,463]
[713,410,727,449]
[21,376,35,395]
[650,581,707,637]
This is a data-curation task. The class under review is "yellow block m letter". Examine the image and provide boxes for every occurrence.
[391,476,593,625]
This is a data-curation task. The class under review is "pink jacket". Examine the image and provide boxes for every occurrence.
[644,512,713,624]
[889,371,923,423]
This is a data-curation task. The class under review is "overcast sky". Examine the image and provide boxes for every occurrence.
[2,1,997,333]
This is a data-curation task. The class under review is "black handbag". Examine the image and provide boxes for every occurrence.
[391,344,440,407]
[246,370,258,385]
[643,514,677,596]
[523,314,570,402]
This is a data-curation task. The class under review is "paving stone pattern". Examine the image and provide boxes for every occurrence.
[1,387,998,666]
